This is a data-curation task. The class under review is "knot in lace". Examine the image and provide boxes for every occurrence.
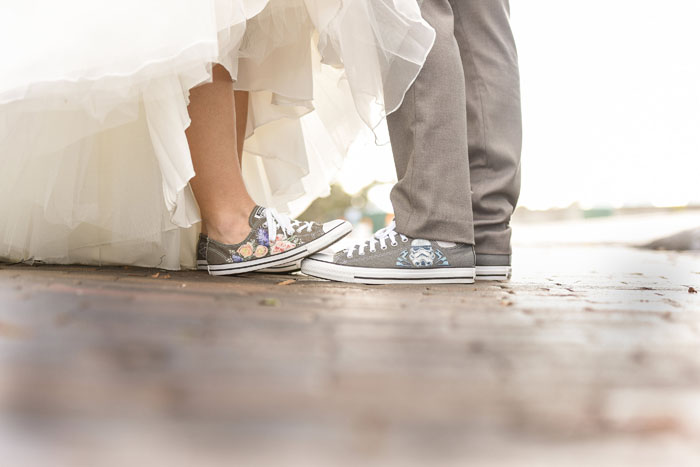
[346,221,408,258]
[264,208,314,241]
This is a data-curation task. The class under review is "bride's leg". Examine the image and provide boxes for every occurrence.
[234,90,249,165]
[187,65,352,276]
[186,64,255,245]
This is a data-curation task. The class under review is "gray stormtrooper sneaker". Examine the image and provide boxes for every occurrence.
[246,252,509,278]
[301,222,475,284]
[476,254,512,281]
[197,206,352,276]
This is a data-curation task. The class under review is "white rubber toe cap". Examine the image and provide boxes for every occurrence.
[322,219,351,234]
[306,251,334,262]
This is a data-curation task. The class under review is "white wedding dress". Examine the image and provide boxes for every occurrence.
[0,0,434,269]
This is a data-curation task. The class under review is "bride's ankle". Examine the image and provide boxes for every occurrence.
[202,210,254,245]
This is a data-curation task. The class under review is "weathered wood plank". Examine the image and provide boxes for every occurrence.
[1,246,699,466]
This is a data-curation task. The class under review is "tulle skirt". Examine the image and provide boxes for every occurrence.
[0,0,434,269]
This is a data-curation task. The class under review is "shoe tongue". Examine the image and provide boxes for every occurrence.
[249,205,266,228]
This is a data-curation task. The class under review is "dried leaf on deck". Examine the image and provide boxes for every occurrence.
[0,321,30,339]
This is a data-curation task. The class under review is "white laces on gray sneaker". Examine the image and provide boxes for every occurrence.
[346,221,408,258]
[263,208,314,241]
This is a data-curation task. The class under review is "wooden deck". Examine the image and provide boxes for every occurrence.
[1,245,699,466]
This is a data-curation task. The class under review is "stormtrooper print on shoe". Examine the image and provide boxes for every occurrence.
[301,221,476,284]
[197,206,352,276]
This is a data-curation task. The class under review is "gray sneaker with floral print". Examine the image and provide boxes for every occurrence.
[197,206,352,275]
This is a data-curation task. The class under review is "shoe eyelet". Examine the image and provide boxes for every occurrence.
[370,249,376,253]
[402,238,408,243]
[380,246,387,250]
[390,242,398,247]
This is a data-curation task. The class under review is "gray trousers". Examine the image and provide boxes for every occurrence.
[387,0,522,254]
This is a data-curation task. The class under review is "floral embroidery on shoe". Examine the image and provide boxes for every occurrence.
[256,228,270,247]
[271,237,296,255]
[254,245,268,258]
[237,243,254,258]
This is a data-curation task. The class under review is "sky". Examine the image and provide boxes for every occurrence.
[339,0,700,211]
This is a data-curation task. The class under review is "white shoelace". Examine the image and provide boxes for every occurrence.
[264,208,314,242]
[346,221,408,258]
